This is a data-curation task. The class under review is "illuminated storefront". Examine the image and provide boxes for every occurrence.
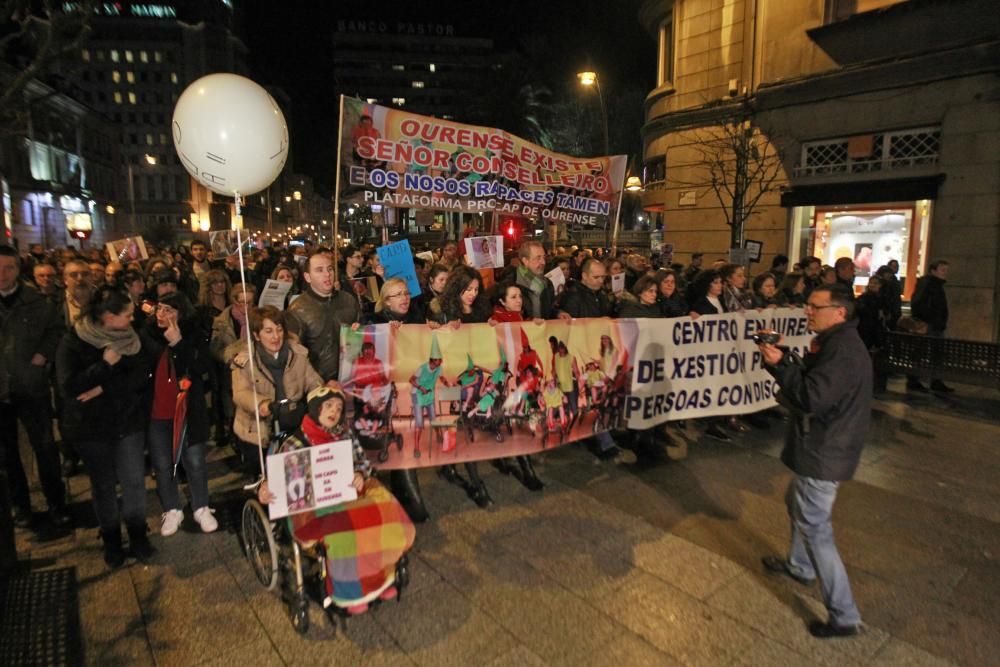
[789,199,932,297]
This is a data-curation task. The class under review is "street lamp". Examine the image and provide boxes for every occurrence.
[128,153,156,233]
[577,70,610,246]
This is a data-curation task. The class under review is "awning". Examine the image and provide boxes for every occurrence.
[780,175,944,207]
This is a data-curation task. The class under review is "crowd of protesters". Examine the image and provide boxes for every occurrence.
[0,233,950,629]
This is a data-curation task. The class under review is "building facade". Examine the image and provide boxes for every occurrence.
[65,0,248,237]
[332,19,494,120]
[1,70,119,249]
[639,0,1000,341]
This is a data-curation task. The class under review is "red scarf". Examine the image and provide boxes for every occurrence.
[491,306,523,323]
[299,414,346,446]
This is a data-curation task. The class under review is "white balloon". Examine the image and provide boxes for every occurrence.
[172,73,288,197]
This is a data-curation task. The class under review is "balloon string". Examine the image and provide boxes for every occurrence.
[234,193,268,490]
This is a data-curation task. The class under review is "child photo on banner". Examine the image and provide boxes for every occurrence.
[465,236,504,269]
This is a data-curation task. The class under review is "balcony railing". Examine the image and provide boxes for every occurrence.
[794,127,940,178]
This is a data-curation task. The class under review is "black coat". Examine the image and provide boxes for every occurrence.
[515,271,557,319]
[689,296,727,316]
[0,283,64,399]
[142,318,212,444]
[618,301,662,319]
[659,293,689,318]
[855,292,888,350]
[558,281,613,319]
[766,319,872,482]
[56,329,154,442]
[911,275,948,333]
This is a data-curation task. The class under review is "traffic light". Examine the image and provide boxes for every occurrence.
[506,221,516,238]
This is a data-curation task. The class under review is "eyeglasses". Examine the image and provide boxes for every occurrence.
[386,292,409,299]
[805,302,840,311]
[65,271,90,279]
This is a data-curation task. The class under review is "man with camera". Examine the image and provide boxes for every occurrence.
[756,283,870,638]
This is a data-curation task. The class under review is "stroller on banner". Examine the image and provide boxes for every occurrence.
[241,389,414,635]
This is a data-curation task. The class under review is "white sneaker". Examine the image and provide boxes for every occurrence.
[193,507,218,534]
[160,509,184,536]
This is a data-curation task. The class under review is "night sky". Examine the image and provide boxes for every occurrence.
[241,0,656,191]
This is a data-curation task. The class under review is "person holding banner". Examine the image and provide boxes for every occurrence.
[142,293,217,537]
[426,265,492,507]
[257,386,415,614]
[655,269,689,318]
[758,283,870,639]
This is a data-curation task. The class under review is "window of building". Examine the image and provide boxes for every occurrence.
[112,70,120,83]
[81,49,90,62]
[412,81,425,88]
[154,50,163,63]
[145,133,154,146]
[110,49,119,62]
[429,63,436,72]
[129,133,137,144]
[140,50,148,63]
[170,72,178,84]
[366,98,378,104]
[114,91,122,104]
[126,71,135,83]
[154,71,162,83]
[391,64,405,71]
[391,97,406,106]
[159,133,168,145]
[140,71,148,83]
[657,15,674,86]
[128,92,137,105]
[125,50,133,63]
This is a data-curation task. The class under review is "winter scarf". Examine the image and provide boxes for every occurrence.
[74,316,141,356]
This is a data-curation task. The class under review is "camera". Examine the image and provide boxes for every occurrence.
[752,330,781,345]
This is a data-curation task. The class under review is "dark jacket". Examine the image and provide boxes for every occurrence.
[911,275,948,333]
[142,318,212,444]
[56,329,154,441]
[766,319,872,482]
[880,275,902,329]
[286,286,360,381]
[366,307,425,326]
[1,283,64,400]
[618,301,662,319]
[515,269,557,320]
[659,293,689,318]
[558,281,613,319]
[689,296,727,316]
[855,292,888,350]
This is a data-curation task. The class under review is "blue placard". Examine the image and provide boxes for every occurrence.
[376,239,422,297]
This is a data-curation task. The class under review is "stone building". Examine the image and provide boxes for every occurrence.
[638,0,999,341]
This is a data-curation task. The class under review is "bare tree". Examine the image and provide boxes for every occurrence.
[0,0,95,133]
[678,118,785,249]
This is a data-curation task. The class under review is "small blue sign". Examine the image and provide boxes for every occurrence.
[377,239,422,297]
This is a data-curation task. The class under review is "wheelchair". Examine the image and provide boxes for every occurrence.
[239,422,411,634]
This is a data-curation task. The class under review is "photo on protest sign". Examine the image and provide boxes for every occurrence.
[546,266,567,297]
[209,230,251,258]
[338,96,628,232]
[610,273,625,294]
[464,235,504,269]
[347,275,381,303]
[106,236,148,262]
[258,279,292,310]
[265,440,358,519]
[337,310,814,470]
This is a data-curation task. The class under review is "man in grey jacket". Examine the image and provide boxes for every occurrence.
[757,283,870,639]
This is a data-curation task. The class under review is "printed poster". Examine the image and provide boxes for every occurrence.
[464,235,504,269]
[106,236,148,262]
[265,440,358,519]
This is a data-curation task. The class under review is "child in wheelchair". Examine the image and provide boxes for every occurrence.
[256,386,415,615]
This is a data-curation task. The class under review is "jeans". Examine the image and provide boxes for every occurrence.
[76,431,147,532]
[148,419,210,512]
[785,475,861,626]
[0,395,65,511]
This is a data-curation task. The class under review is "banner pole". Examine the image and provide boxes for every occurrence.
[610,159,627,257]
[332,94,346,281]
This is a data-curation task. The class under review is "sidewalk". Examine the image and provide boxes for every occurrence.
[9,378,998,666]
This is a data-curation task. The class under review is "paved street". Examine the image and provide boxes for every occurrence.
[10,378,999,666]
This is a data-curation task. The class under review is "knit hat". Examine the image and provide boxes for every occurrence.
[306,386,346,426]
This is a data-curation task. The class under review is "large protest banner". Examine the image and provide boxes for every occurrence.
[339,96,628,230]
[622,310,813,429]
[337,310,813,470]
